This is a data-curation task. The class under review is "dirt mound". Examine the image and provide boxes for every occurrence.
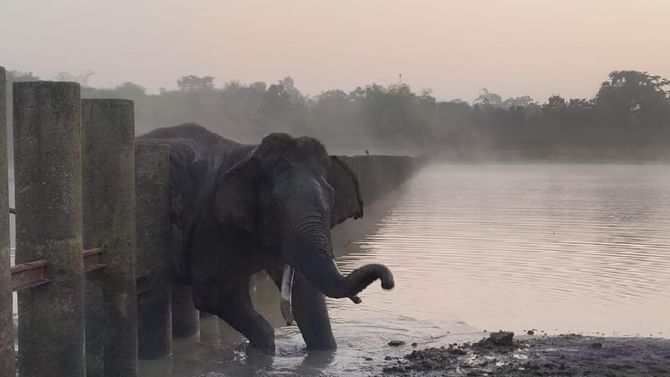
[382,332,670,376]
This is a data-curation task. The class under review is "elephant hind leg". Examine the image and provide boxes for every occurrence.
[193,277,275,352]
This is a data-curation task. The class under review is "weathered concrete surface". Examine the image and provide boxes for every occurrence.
[171,283,199,338]
[13,81,85,377]
[336,155,424,204]
[82,99,137,377]
[135,142,172,359]
[0,67,15,377]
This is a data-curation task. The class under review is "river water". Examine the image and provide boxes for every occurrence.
[10,163,670,376]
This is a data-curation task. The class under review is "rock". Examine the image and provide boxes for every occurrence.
[527,330,535,335]
[388,340,406,347]
[364,357,373,361]
[589,342,603,349]
[489,331,515,346]
[447,347,467,355]
[411,342,418,347]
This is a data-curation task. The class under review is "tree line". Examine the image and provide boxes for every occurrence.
[5,69,670,159]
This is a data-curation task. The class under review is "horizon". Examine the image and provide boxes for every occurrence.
[2,1,669,103]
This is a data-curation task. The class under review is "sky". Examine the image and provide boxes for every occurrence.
[1,0,669,103]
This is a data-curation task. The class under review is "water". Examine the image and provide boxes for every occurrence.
[336,163,670,338]
[10,163,670,376]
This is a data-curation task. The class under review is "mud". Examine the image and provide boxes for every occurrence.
[381,332,670,376]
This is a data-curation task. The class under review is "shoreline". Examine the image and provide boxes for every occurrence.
[378,332,670,376]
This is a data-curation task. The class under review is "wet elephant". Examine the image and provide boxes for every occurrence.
[137,124,394,352]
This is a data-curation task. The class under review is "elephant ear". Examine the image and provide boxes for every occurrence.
[214,150,259,232]
[328,156,364,227]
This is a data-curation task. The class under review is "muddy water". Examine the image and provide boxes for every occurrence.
[10,163,670,376]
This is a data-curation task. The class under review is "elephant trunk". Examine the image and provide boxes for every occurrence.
[289,219,394,299]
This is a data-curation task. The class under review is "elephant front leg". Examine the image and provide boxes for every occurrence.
[192,277,275,352]
[292,271,337,350]
[267,266,337,350]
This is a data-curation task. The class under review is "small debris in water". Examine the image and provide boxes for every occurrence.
[589,342,603,349]
[488,331,514,346]
[388,340,406,347]
[411,342,418,347]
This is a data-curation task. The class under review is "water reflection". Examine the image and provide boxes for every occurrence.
[336,163,670,340]
[10,164,670,376]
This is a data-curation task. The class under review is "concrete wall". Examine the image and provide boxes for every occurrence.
[336,155,425,205]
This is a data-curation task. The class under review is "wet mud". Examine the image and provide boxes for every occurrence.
[380,332,670,376]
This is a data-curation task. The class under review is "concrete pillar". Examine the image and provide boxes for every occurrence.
[82,99,137,377]
[0,67,15,377]
[198,313,220,344]
[135,142,172,359]
[171,283,199,338]
[13,81,85,377]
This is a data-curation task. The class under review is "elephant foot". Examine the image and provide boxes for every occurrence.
[244,323,276,353]
[193,279,276,353]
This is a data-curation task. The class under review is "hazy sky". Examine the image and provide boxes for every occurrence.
[2,0,669,102]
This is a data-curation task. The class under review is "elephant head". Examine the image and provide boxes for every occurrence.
[214,133,395,301]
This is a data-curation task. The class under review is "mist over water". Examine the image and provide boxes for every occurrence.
[130,162,670,376]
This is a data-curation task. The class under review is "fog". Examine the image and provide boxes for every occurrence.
[2,1,670,157]
[2,0,669,101]
[5,69,670,160]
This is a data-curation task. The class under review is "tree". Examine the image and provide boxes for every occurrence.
[473,88,502,108]
[54,71,95,86]
[7,70,40,82]
[595,70,670,126]
[114,82,146,98]
[177,75,215,92]
[502,95,534,109]
[542,94,567,117]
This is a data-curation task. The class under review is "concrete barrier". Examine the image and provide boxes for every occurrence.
[336,155,423,204]
[1,78,424,375]
[135,142,172,359]
[171,283,199,338]
[0,66,14,377]
[82,99,138,377]
[14,81,85,377]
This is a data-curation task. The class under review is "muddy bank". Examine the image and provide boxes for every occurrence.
[380,332,670,376]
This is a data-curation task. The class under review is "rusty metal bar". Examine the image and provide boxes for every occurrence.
[83,248,107,273]
[11,260,50,291]
[11,248,106,292]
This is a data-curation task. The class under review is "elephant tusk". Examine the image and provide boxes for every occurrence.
[280,264,295,325]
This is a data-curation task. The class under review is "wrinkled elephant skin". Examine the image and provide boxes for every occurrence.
[137,123,394,352]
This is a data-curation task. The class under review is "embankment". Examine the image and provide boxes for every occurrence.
[336,155,426,204]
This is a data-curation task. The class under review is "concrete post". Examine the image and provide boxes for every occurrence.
[82,99,137,377]
[171,283,199,338]
[0,67,15,377]
[13,81,85,377]
[135,142,172,359]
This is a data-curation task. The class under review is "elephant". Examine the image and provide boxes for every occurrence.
[137,123,395,352]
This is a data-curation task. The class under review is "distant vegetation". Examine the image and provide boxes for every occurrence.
[5,69,670,159]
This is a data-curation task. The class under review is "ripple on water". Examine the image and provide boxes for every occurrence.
[334,163,670,338]
[10,164,670,376]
